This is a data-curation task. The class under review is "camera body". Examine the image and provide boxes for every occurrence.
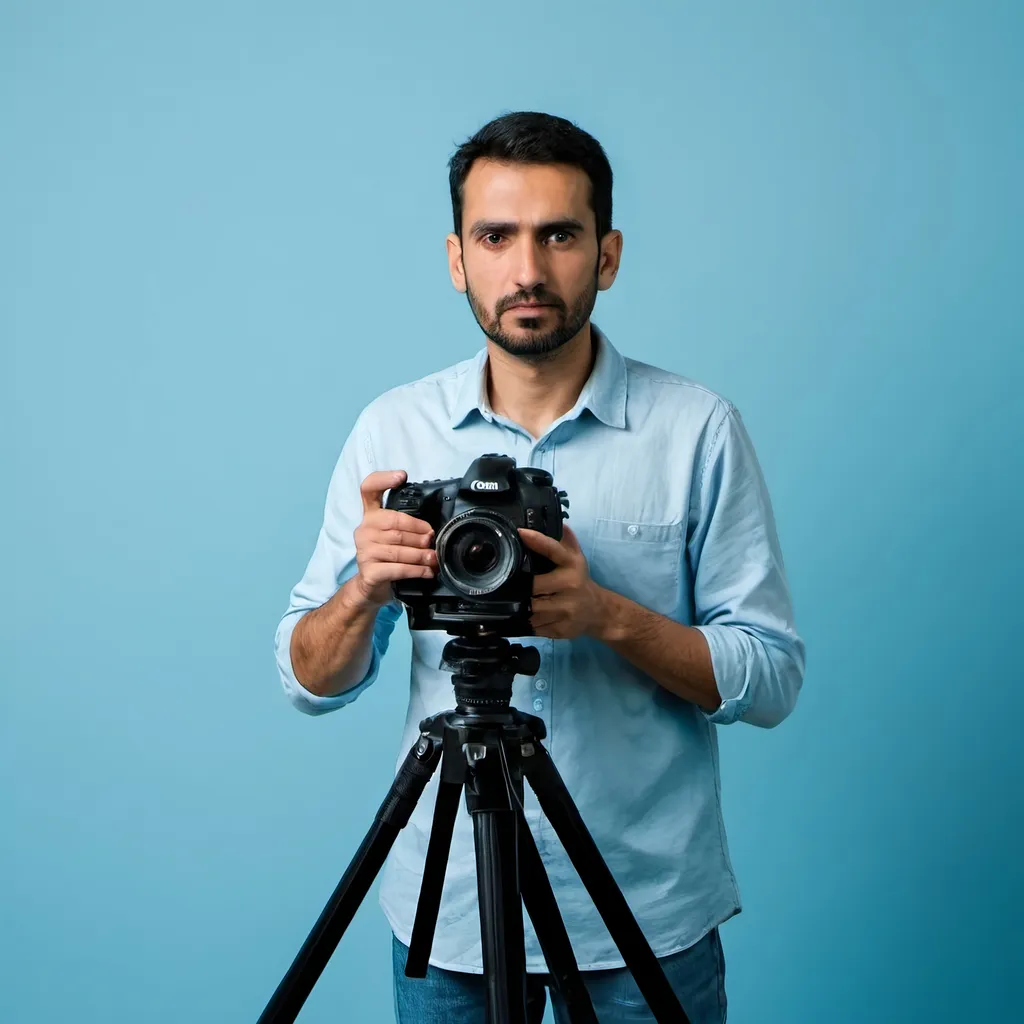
[384,454,569,636]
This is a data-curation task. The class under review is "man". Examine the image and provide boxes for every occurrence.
[274,111,805,1023]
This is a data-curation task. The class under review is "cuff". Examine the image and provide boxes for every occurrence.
[693,624,754,725]
[274,610,382,716]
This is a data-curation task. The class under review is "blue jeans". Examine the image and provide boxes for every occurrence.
[392,928,727,1023]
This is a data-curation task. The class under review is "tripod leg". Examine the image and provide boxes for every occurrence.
[257,735,441,1024]
[514,803,598,1023]
[469,742,529,1024]
[520,742,691,1024]
[474,807,527,1024]
[405,767,464,976]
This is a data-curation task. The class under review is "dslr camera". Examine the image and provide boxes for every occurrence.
[384,454,570,636]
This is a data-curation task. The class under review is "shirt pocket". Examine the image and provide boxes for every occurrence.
[586,517,683,617]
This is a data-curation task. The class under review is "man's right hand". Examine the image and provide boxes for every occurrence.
[351,470,437,608]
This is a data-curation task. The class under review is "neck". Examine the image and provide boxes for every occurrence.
[485,322,597,441]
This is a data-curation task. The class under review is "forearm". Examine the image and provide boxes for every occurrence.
[588,585,722,712]
[290,576,382,698]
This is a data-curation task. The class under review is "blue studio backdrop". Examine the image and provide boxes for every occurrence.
[2,2,1021,1022]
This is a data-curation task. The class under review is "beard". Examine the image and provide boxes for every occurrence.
[465,263,599,363]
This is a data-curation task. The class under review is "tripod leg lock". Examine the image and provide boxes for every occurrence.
[463,742,487,763]
[377,736,441,831]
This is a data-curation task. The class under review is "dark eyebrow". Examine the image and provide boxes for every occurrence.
[468,218,586,237]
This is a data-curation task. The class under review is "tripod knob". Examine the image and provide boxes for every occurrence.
[509,643,541,677]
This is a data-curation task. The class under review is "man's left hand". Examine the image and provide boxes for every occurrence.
[518,524,607,640]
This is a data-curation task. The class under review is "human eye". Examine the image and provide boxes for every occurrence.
[547,230,575,245]
[480,232,505,247]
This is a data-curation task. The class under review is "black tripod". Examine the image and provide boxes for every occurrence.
[257,633,691,1024]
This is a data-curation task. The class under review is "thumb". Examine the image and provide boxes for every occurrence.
[560,523,581,551]
[360,469,407,514]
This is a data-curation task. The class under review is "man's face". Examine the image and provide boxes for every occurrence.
[446,160,621,360]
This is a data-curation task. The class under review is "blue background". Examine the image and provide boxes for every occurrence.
[3,2,1021,1021]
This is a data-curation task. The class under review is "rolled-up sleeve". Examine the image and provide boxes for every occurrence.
[274,409,403,716]
[687,403,806,728]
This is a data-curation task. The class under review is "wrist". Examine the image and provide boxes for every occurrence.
[341,574,386,616]
[586,582,624,643]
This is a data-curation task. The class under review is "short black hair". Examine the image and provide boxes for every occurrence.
[448,111,613,242]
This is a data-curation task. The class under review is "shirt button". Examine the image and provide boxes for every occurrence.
[532,698,545,712]
[627,524,639,536]
[534,678,548,691]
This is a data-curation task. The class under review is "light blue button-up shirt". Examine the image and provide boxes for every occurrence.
[274,324,805,972]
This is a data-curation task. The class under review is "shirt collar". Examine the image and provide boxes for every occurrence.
[449,322,628,431]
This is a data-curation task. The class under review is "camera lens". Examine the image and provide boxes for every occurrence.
[461,539,498,575]
[436,512,520,596]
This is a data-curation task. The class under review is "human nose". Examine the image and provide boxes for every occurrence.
[512,237,546,293]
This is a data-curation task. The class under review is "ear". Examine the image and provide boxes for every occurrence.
[597,229,623,292]
[446,232,466,293]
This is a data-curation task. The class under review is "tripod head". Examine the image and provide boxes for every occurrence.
[439,631,541,716]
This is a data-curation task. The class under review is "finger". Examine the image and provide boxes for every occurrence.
[360,470,408,516]
[359,560,435,586]
[355,519,434,559]
[532,567,571,596]
[365,506,434,536]
[518,528,573,568]
[529,612,562,633]
[366,541,438,568]
[371,525,435,549]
